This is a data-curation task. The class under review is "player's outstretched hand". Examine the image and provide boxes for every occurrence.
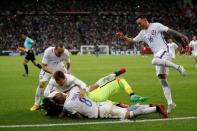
[115,32,124,39]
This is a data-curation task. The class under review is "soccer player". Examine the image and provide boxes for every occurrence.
[94,44,100,57]
[30,42,71,111]
[19,31,42,77]
[189,35,197,68]
[167,39,178,59]
[115,15,189,113]
[51,87,167,119]
[44,70,147,104]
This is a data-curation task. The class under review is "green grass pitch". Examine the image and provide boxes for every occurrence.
[0,55,197,131]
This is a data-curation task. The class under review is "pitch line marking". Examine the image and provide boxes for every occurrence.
[0,116,197,128]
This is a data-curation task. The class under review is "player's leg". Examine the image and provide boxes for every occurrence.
[32,60,42,69]
[126,104,167,118]
[88,78,147,103]
[23,58,29,77]
[156,66,176,114]
[117,78,148,103]
[152,51,186,76]
[30,70,50,111]
[29,50,42,69]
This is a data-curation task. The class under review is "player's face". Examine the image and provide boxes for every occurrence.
[22,34,26,40]
[168,39,173,43]
[193,36,196,40]
[136,18,149,29]
[55,47,64,57]
[56,78,65,86]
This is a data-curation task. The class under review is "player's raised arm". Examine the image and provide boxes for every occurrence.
[115,32,136,45]
[167,28,189,48]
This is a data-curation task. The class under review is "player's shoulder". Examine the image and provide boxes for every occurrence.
[45,47,54,53]
[27,37,33,41]
[63,49,70,55]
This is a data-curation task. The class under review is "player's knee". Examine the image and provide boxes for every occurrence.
[158,74,166,79]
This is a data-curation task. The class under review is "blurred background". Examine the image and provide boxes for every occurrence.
[0,0,196,54]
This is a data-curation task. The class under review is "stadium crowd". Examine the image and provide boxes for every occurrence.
[0,0,196,52]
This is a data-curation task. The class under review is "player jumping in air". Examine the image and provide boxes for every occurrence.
[189,35,197,68]
[30,42,71,111]
[19,31,42,77]
[116,15,189,114]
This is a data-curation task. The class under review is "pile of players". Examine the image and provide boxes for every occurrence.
[19,15,197,120]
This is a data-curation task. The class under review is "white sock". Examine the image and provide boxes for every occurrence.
[35,86,44,105]
[160,79,173,105]
[152,58,179,69]
[133,107,156,116]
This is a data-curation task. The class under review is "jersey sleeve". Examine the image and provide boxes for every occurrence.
[44,78,56,97]
[156,23,169,32]
[189,41,193,47]
[67,74,88,92]
[42,49,49,64]
[133,31,143,42]
[64,49,71,64]
[29,38,34,43]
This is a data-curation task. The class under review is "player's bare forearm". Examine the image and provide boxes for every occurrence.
[122,35,135,45]
[167,28,189,47]
[115,32,135,45]
[67,63,71,74]
[89,83,99,92]
[42,64,54,74]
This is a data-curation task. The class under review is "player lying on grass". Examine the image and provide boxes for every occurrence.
[43,87,167,119]
[44,69,147,104]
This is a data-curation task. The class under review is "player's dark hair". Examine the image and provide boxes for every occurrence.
[22,31,28,36]
[53,71,65,81]
[42,97,63,117]
[55,41,64,49]
[135,15,149,21]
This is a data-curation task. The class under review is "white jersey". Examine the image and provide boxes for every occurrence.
[133,23,169,54]
[63,87,98,118]
[190,40,197,53]
[42,47,70,72]
[168,42,178,58]
[44,74,88,97]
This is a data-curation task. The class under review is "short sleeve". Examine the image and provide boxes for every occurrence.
[156,23,168,32]
[133,31,143,42]
[64,49,71,63]
[42,49,49,64]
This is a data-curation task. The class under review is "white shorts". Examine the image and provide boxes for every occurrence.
[39,69,51,82]
[98,101,127,119]
[192,51,197,57]
[154,49,172,76]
